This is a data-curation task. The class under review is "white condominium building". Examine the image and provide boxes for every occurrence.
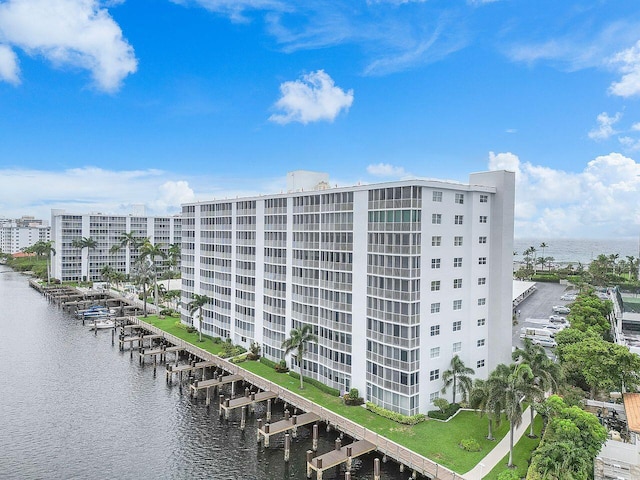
[0,217,51,254]
[50,209,181,282]
[181,170,515,415]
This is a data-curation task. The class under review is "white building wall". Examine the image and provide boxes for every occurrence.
[181,171,515,414]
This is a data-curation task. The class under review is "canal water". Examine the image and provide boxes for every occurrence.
[0,266,407,480]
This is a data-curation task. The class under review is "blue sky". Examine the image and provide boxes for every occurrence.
[1,0,640,238]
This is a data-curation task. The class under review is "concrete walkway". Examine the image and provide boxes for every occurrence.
[463,406,534,480]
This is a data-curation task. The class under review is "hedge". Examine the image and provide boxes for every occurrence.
[530,274,560,283]
[365,402,427,425]
[288,371,341,397]
[427,402,461,420]
[259,357,277,368]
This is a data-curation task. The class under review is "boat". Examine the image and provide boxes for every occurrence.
[76,306,115,319]
[87,319,116,329]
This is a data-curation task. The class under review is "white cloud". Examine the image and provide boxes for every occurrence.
[488,151,640,238]
[269,70,354,125]
[0,0,137,92]
[366,163,407,178]
[588,112,622,140]
[171,0,285,23]
[0,44,19,84]
[618,136,640,151]
[150,181,196,211]
[506,128,517,134]
[632,123,640,131]
[609,40,640,97]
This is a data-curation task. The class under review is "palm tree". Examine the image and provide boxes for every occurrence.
[168,243,181,272]
[72,236,97,283]
[513,339,560,437]
[627,255,637,280]
[498,362,534,467]
[31,240,56,284]
[100,264,115,288]
[139,240,167,311]
[441,355,475,405]
[110,232,143,269]
[282,324,318,390]
[188,294,210,342]
[539,242,548,262]
[131,259,154,317]
[469,377,503,441]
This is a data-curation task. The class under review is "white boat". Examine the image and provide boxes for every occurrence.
[88,319,115,329]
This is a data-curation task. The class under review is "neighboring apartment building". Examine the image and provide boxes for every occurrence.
[0,216,51,254]
[181,170,515,415]
[50,208,181,282]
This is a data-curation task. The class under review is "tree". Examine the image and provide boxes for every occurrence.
[512,339,561,437]
[282,324,318,390]
[131,259,154,317]
[188,294,210,342]
[168,243,181,272]
[469,376,504,441]
[100,264,115,287]
[33,240,56,284]
[72,236,97,282]
[441,355,475,404]
[139,240,167,311]
[539,242,548,260]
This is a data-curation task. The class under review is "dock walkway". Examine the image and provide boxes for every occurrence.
[308,439,376,476]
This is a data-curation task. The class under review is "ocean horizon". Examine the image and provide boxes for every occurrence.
[513,238,640,265]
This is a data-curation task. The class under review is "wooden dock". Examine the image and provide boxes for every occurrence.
[219,390,278,414]
[307,439,376,478]
[139,345,184,364]
[189,373,243,394]
[119,334,163,350]
[258,412,320,446]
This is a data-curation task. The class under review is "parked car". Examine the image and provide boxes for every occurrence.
[553,305,570,314]
[560,293,577,301]
[549,315,567,324]
[544,323,566,333]
[531,337,557,348]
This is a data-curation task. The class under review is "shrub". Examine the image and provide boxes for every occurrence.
[343,388,364,406]
[160,308,177,317]
[366,402,426,425]
[259,357,276,369]
[274,359,289,373]
[433,397,450,413]
[496,469,520,480]
[211,337,223,345]
[531,274,560,283]
[186,326,197,334]
[427,402,460,420]
[247,342,261,360]
[459,438,481,452]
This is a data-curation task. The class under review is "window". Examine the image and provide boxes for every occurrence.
[480,194,488,203]
[431,235,441,246]
[454,215,464,225]
[479,215,488,223]
[477,339,486,347]
[431,258,441,269]
[453,278,462,289]
[478,277,486,285]
[479,236,487,244]
[453,300,462,311]
[430,347,440,358]
[454,257,462,268]
[477,359,485,368]
[478,257,487,265]
[478,298,486,306]
[430,391,440,402]
[431,281,441,291]
[453,320,462,331]
[432,214,442,224]
[430,369,440,381]
[433,191,442,202]
[477,318,486,326]
[430,325,440,336]
[455,193,464,204]
[431,303,441,314]
[454,236,463,246]
[453,342,461,353]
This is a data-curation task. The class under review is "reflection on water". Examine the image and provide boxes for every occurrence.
[0,268,407,480]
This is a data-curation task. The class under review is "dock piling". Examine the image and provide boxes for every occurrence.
[266,399,272,421]
[284,433,290,462]
[374,458,380,480]
[306,450,313,478]
[240,405,246,430]
[346,446,352,471]
[312,424,318,451]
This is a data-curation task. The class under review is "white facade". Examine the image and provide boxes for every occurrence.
[0,217,51,254]
[50,210,181,282]
[181,171,515,415]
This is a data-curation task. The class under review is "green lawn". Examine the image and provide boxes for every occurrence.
[143,316,515,474]
[144,315,224,356]
[482,414,544,479]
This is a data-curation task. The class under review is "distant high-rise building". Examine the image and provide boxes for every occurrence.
[181,170,515,415]
[0,216,51,254]
[50,210,181,282]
